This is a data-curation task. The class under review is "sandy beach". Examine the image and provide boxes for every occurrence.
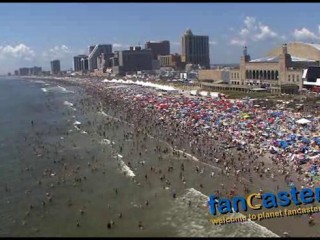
[3,76,319,237]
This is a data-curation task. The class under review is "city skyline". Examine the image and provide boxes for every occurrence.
[1,3,320,74]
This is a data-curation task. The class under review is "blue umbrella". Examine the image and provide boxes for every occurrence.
[290,134,297,141]
[301,138,310,144]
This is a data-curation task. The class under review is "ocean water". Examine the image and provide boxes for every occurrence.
[0,77,278,237]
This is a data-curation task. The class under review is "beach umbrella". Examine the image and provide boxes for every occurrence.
[296,118,311,125]
[301,137,311,144]
[242,113,250,118]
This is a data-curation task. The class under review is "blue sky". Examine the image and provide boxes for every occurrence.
[0,3,320,73]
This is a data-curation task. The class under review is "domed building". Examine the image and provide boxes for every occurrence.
[267,42,320,62]
[199,42,319,94]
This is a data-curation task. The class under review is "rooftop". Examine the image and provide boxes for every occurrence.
[250,55,316,63]
[304,42,320,51]
[185,29,193,36]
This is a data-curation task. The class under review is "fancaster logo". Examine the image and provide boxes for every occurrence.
[208,187,320,216]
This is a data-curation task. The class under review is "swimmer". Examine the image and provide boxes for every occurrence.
[309,216,315,225]
[172,191,176,199]
[138,221,144,230]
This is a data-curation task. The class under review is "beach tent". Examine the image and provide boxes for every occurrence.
[296,118,311,125]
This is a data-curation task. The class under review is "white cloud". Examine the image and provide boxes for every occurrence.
[239,28,250,38]
[292,27,320,41]
[0,43,35,61]
[43,44,72,59]
[230,39,246,47]
[244,16,257,31]
[112,43,124,48]
[112,43,130,50]
[209,40,217,45]
[230,16,280,46]
[253,24,278,41]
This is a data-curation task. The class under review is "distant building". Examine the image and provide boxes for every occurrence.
[152,60,160,70]
[88,44,112,71]
[41,71,51,76]
[112,46,153,75]
[302,66,320,91]
[181,29,210,69]
[158,53,183,70]
[97,52,114,73]
[19,68,30,76]
[199,44,318,94]
[30,66,42,75]
[50,60,61,75]
[198,69,230,84]
[17,66,42,76]
[89,45,95,55]
[81,57,89,73]
[73,55,87,72]
[145,41,170,60]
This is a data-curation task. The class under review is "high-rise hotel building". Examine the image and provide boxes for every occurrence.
[181,29,210,69]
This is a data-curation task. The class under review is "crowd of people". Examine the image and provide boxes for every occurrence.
[21,76,320,234]
[80,79,320,192]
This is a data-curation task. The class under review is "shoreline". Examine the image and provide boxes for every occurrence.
[22,76,320,237]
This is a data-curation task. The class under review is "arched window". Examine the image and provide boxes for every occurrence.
[271,71,274,80]
[256,70,259,79]
[259,70,263,79]
[263,70,267,80]
[253,71,256,79]
[288,75,291,82]
[296,75,300,82]
[267,70,270,80]
[292,75,295,82]
[275,71,279,80]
